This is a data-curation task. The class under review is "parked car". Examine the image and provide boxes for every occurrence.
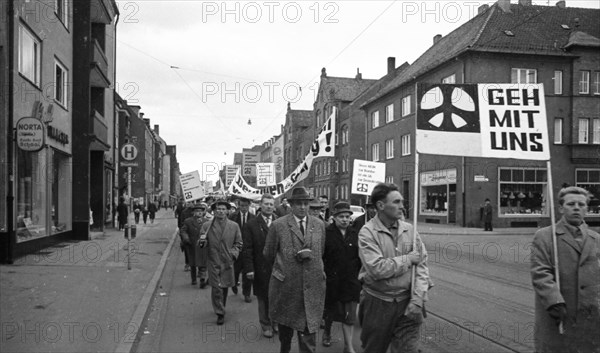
[350,205,365,221]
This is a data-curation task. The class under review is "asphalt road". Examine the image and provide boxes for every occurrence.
[135,230,537,353]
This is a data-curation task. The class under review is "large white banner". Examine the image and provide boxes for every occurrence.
[272,135,284,182]
[228,107,337,198]
[416,83,549,160]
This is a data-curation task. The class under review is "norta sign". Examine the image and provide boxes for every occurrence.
[16,117,45,152]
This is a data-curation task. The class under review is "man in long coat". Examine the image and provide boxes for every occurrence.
[180,203,209,287]
[242,194,278,338]
[199,200,243,325]
[229,197,256,302]
[531,186,600,353]
[263,187,326,353]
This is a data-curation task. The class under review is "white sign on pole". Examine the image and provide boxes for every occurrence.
[351,160,386,196]
[179,171,204,202]
[242,151,260,176]
[225,165,240,187]
[256,163,276,186]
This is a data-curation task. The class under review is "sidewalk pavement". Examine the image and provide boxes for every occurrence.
[416,222,538,236]
[0,208,178,353]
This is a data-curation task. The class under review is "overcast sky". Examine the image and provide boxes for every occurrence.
[114,0,599,182]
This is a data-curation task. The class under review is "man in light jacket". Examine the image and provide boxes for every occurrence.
[199,200,243,326]
[531,186,600,353]
[358,183,430,353]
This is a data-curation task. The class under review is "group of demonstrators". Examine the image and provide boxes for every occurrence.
[173,184,599,353]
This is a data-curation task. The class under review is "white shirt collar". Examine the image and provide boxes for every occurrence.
[293,215,307,224]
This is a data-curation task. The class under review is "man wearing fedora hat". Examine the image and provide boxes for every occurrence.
[198,200,243,325]
[351,202,377,233]
[180,203,209,287]
[264,187,327,353]
[322,201,361,353]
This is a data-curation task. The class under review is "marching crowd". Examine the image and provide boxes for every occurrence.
[173,184,599,353]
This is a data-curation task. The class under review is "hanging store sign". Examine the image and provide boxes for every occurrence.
[16,117,45,152]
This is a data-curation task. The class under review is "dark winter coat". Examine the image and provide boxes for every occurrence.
[200,218,243,288]
[230,211,256,270]
[242,213,277,298]
[263,214,326,333]
[147,202,157,218]
[531,218,600,352]
[116,202,128,223]
[180,216,208,267]
[482,203,493,222]
[323,223,362,305]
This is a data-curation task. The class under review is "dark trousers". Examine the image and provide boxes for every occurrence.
[233,257,252,296]
[211,287,229,316]
[358,292,422,353]
[484,221,493,231]
[134,213,140,224]
[142,212,148,224]
[278,324,316,353]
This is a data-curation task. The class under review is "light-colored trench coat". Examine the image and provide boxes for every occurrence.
[200,218,243,288]
[530,218,600,353]
[263,214,326,333]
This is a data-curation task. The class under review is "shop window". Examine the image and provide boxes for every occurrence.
[420,169,456,216]
[499,167,548,216]
[16,149,48,242]
[576,169,600,216]
[50,150,72,234]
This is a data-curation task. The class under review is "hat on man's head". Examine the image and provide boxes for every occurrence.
[211,200,231,211]
[230,202,238,209]
[191,202,208,210]
[288,187,313,201]
[309,200,323,209]
[332,201,352,217]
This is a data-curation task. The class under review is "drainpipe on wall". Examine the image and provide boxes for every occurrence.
[5,0,15,263]
[461,58,467,227]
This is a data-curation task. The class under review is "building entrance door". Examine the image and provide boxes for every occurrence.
[448,184,456,223]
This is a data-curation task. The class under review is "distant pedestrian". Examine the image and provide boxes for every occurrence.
[142,204,149,224]
[319,195,331,221]
[133,202,142,224]
[148,201,157,224]
[358,183,430,353]
[530,186,600,353]
[322,201,361,352]
[263,187,326,353]
[116,197,128,230]
[229,198,255,302]
[242,194,278,338]
[482,198,493,231]
[199,200,243,325]
[180,203,209,287]
[308,200,324,219]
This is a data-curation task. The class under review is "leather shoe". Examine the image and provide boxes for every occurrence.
[244,295,252,303]
[217,315,224,325]
[263,329,273,338]
[199,279,207,289]
[322,334,331,347]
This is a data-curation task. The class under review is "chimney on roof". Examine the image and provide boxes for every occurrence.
[556,0,566,8]
[154,124,159,135]
[478,4,490,14]
[497,0,511,13]
[433,34,442,45]
[139,112,144,119]
[143,118,150,127]
[387,57,395,74]
[321,68,327,77]
[287,101,291,112]
[355,68,362,80]
[518,0,531,5]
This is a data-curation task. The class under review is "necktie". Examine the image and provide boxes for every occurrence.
[242,213,246,227]
[265,217,271,227]
[299,219,305,235]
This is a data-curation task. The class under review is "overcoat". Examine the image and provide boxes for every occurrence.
[200,218,243,288]
[230,211,256,273]
[242,214,277,298]
[323,223,362,306]
[180,216,208,267]
[531,218,600,353]
[482,204,493,222]
[263,214,326,333]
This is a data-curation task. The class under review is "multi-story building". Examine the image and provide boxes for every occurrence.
[152,125,168,207]
[72,0,119,237]
[166,145,181,205]
[1,0,76,260]
[283,103,313,190]
[311,68,376,206]
[362,0,600,228]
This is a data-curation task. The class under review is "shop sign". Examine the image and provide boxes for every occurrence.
[16,117,45,152]
[421,169,457,186]
[47,125,69,145]
[351,159,386,196]
[474,175,489,182]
